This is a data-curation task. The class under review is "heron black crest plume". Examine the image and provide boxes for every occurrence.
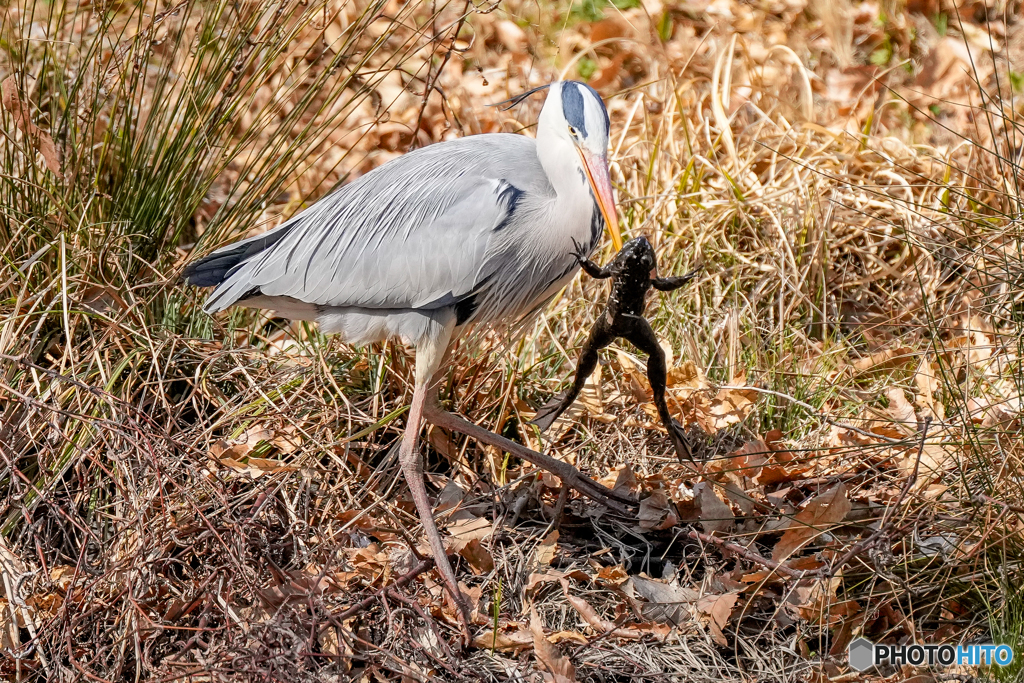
[489,83,552,111]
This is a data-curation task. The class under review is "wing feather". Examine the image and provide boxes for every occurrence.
[199,135,550,315]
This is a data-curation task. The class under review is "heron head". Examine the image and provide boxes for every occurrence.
[543,81,622,250]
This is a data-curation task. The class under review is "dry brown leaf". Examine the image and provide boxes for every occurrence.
[695,482,734,534]
[564,593,643,640]
[270,425,302,454]
[964,314,994,365]
[435,479,467,513]
[210,426,274,459]
[589,16,632,44]
[247,457,298,473]
[258,568,335,607]
[803,598,860,625]
[595,565,629,588]
[696,592,739,646]
[615,350,651,401]
[524,569,590,596]
[630,621,673,640]
[543,364,606,443]
[530,607,577,683]
[967,396,1021,429]
[597,463,639,494]
[459,582,484,625]
[824,66,882,118]
[458,539,494,575]
[628,576,698,625]
[346,545,390,581]
[472,625,533,651]
[828,423,884,448]
[704,386,758,430]
[335,510,376,533]
[667,360,708,393]
[49,565,75,590]
[703,441,755,483]
[772,483,851,562]
[209,426,300,470]
[783,576,860,626]
[482,443,507,484]
[659,340,674,368]
[853,346,914,373]
[445,514,491,553]
[535,530,559,566]
[78,285,129,318]
[671,381,758,435]
[0,540,33,639]
[709,438,810,487]
[1,76,63,178]
[914,37,972,98]
[215,452,297,478]
[525,571,564,594]
[902,440,957,488]
[427,425,461,461]
[638,489,679,531]
[913,358,944,421]
[494,19,527,53]
[886,387,917,432]
[577,363,605,418]
[756,458,811,486]
[318,627,351,665]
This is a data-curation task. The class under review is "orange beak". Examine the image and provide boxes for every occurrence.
[578,147,623,250]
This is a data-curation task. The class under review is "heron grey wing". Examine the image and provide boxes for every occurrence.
[201,135,545,315]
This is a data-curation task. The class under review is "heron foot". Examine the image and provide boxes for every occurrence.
[423,405,637,513]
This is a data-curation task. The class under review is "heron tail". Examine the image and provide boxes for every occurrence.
[181,223,295,310]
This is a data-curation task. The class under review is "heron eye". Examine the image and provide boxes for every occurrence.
[568,125,577,137]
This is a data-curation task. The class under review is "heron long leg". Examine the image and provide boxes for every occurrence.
[399,325,472,643]
[422,404,636,512]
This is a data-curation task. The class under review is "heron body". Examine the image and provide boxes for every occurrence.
[183,81,627,641]
[189,90,616,346]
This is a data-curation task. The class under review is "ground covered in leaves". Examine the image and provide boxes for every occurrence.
[1,0,1023,681]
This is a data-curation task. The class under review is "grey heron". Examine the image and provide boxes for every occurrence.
[183,80,631,638]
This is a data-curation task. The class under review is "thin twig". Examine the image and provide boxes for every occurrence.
[686,528,817,580]
[385,589,461,676]
[973,493,1024,516]
[334,557,434,621]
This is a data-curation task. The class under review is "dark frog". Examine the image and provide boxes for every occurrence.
[533,236,702,462]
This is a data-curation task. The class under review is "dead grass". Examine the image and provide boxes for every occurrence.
[1,0,1023,681]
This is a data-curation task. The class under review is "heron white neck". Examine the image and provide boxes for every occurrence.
[535,121,589,202]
